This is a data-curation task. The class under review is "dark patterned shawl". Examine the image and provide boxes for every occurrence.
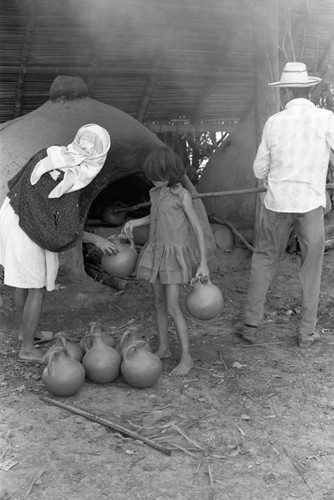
[8,149,87,252]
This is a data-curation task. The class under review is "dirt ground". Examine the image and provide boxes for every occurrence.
[1,242,334,500]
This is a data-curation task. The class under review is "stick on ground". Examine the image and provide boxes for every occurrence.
[40,396,172,456]
[211,216,254,252]
[24,468,45,500]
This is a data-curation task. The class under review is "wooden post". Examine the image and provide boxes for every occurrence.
[252,0,280,245]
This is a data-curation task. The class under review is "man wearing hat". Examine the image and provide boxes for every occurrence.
[235,62,334,348]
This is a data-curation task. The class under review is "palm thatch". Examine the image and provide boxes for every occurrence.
[0,0,333,131]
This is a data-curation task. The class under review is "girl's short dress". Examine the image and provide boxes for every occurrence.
[136,184,198,285]
[0,197,59,291]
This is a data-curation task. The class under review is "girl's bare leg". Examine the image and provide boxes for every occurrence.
[166,284,193,376]
[18,287,46,361]
[152,282,171,359]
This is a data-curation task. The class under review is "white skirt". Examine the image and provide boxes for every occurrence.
[0,197,59,291]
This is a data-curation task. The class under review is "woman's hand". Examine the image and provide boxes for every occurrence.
[82,231,119,255]
[94,235,119,255]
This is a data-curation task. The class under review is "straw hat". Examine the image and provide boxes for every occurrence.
[268,62,322,87]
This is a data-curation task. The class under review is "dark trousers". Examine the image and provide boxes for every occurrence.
[244,206,325,336]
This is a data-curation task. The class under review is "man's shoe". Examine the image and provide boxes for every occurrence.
[233,323,259,344]
[297,330,320,348]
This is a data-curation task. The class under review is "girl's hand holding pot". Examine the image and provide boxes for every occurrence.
[195,263,210,283]
[122,220,135,239]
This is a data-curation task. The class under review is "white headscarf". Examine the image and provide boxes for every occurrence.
[30,123,111,198]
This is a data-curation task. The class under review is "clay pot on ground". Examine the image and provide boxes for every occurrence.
[44,344,62,366]
[42,347,85,397]
[82,324,121,384]
[55,332,84,362]
[185,277,224,320]
[210,223,235,251]
[101,235,138,278]
[116,326,152,356]
[121,341,162,389]
[79,330,116,354]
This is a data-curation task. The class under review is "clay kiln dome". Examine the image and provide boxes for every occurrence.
[197,110,258,230]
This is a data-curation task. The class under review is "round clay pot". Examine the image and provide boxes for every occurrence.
[42,347,85,397]
[102,204,127,226]
[101,235,137,278]
[185,277,224,320]
[55,333,84,362]
[118,326,152,357]
[121,341,162,389]
[211,224,234,250]
[82,332,121,384]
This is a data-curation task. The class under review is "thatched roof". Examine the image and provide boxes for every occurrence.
[0,0,334,132]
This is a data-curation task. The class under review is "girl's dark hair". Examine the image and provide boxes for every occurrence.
[142,147,185,187]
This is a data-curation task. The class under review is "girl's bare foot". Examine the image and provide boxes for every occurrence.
[155,347,171,359]
[19,346,46,363]
[170,355,193,376]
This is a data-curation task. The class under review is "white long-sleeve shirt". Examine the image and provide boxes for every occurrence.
[253,98,334,212]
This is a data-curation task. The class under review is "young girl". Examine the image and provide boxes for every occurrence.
[122,147,209,376]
